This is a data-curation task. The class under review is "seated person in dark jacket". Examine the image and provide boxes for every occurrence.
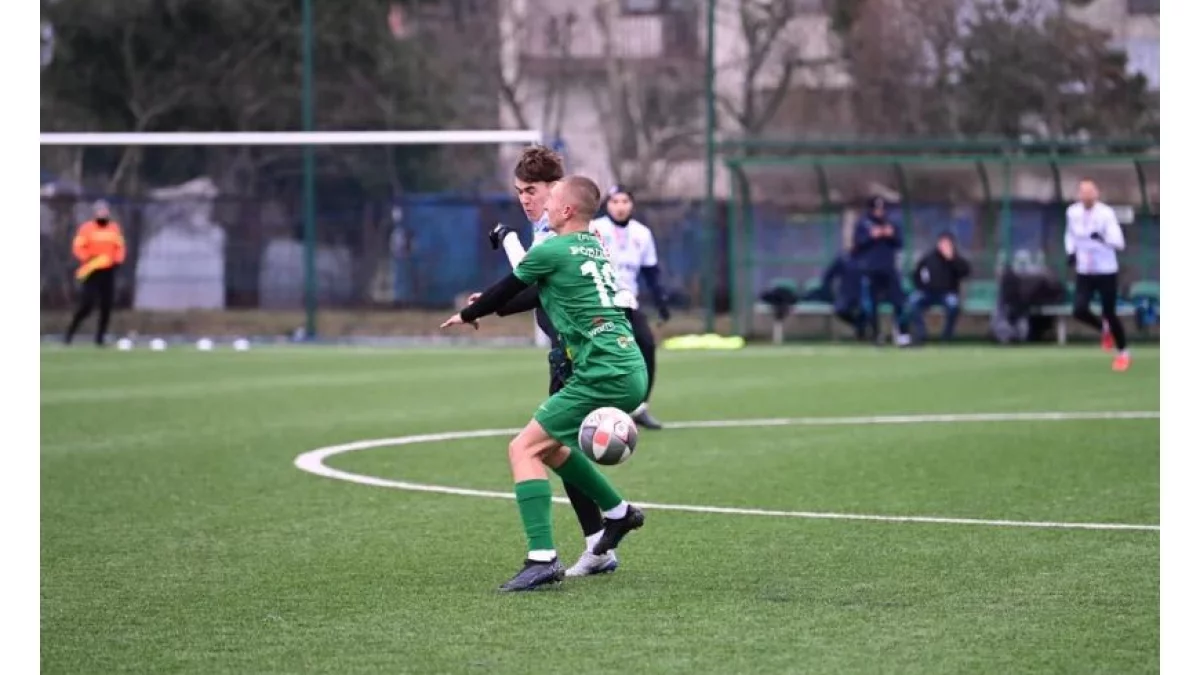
[800,251,876,341]
[851,197,911,345]
[907,231,971,342]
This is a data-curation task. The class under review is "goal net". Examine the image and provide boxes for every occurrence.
[40,130,546,339]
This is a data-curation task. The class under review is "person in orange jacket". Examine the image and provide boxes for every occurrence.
[64,201,126,346]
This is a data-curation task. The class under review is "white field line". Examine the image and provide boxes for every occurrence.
[293,411,1160,533]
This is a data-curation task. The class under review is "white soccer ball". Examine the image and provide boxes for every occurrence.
[116,338,133,351]
[149,338,167,351]
[232,338,250,351]
[196,338,214,351]
[579,407,638,466]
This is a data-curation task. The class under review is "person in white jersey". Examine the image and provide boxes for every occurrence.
[1064,179,1131,371]
[589,185,670,430]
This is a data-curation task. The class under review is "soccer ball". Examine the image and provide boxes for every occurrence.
[579,407,638,466]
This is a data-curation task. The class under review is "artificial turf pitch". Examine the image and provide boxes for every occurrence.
[41,344,1159,674]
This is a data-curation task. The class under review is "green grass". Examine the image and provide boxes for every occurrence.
[41,345,1160,674]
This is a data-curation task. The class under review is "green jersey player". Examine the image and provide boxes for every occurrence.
[441,175,648,592]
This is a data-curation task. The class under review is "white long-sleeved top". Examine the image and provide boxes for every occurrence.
[1064,201,1125,275]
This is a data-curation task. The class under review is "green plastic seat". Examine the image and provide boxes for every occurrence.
[963,280,998,314]
[1129,280,1159,300]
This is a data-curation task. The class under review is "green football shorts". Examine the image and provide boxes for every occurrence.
[534,369,648,449]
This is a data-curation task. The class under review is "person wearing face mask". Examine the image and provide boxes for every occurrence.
[589,185,669,431]
[64,201,126,346]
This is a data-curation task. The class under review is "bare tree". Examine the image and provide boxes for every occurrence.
[715,0,838,136]
[843,0,944,136]
[473,0,576,144]
[590,0,704,195]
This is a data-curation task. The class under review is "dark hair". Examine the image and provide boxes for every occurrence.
[514,145,565,183]
[563,175,601,218]
[607,184,634,202]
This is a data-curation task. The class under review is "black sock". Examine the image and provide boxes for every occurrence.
[563,479,604,538]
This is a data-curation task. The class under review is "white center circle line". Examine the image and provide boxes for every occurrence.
[293,411,1160,533]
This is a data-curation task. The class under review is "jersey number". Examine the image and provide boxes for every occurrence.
[580,260,619,307]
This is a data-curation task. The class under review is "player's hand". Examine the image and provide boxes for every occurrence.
[440,313,479,330]
[657,304,671,323]
[488,223,516,251]
[548,346,573,384]
[1089,232,1105,243]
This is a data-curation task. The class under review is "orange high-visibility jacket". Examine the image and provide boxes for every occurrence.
[72,219,126,279]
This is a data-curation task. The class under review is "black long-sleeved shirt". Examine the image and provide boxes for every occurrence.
[459,274,529,323]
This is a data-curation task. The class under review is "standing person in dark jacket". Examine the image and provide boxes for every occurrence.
[907,232,971,342]
[851,197,911,345]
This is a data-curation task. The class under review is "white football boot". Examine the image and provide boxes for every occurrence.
[564,549,619,578]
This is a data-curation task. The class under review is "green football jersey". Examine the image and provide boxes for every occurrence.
[513,231,645,381]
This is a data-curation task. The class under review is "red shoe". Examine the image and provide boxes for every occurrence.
[1101,330,1115,352]
[1112,352,1131,372]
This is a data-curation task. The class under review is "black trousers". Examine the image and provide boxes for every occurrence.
[65,268,116,345]
[625,307,657,401]
[1073,273,1127,350]
[864,270,909,333]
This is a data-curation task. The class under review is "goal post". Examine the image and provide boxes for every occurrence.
[40,129,548,341]
[40,130,544,146]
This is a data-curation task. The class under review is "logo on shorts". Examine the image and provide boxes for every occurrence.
[588,321,616,338]
[617,335,632,348]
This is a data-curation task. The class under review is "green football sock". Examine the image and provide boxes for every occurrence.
[514,479,555,554]
[551,449,623,511]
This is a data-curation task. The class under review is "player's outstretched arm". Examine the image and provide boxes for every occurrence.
[441,273,530,329]
[496,285,541,317]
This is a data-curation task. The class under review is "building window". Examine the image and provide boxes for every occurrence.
[1126,0,1159,15]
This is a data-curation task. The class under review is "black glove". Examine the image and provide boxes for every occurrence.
[548,346,573,385]
[488,223,516,251]
[657,303,671,323]
[1067,253,1077,268]
[1089,232,1105,243]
